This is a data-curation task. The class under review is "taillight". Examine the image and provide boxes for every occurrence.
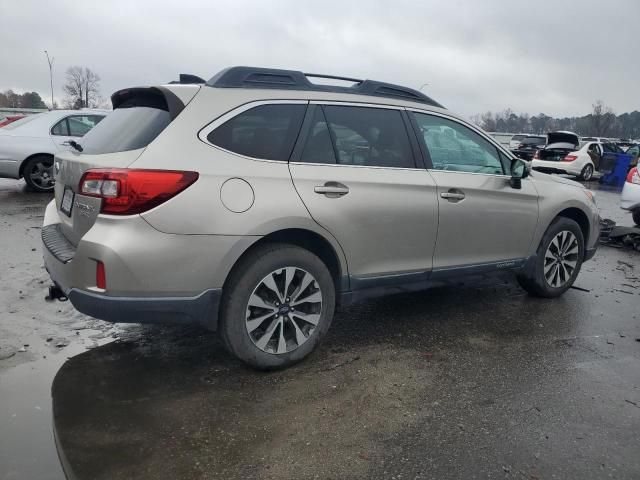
[563,155,578,162]
[79,169,199,215]
[533,150,540,159]
[627,167,640,185]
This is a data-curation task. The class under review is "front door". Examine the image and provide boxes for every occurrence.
[289,104,439,284]
[409,111,539,271]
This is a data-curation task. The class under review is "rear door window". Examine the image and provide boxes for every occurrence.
[67,115,104,137]
[51,118,69,136]
[207,104,307,161]
[300,105,415,168]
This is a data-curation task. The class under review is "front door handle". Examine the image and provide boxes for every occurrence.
[314,182,349,197]
[440,190,465,201]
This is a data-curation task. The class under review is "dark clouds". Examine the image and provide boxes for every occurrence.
[1,0,638,117]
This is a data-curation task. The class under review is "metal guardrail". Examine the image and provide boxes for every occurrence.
[0,107,49,115]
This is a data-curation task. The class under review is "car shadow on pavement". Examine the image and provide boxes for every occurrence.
[51,270,640,480]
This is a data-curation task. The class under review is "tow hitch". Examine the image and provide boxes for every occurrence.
[45,284,68,302]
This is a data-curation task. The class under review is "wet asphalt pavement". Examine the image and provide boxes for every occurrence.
[1,177,639,480]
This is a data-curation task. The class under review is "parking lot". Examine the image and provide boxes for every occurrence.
[0,178,639,479]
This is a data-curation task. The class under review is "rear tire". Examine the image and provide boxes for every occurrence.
[517,217,584,298]
[633,210,640,226]
[580,163,594,181]
[23,155,55,192]
[219,243,335,370]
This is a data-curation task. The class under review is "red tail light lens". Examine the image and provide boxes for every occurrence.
[563,155,578,162]
[79,169,199,215]
[627,167,640,184]
[96,261,106,289]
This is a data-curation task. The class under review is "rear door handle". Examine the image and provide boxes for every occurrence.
[314,182,349,197]
[440,190,465,201]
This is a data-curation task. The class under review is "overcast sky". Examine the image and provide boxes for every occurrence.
[1,0,638,117]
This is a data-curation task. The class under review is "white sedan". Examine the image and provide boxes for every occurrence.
[621,167,640,225]
[532,132,596,181]
[0,109,106,192]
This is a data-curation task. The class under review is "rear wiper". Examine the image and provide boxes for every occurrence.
[68,140,83,152]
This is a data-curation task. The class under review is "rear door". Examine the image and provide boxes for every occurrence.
[289,103,438,284]
[408,110,539,271]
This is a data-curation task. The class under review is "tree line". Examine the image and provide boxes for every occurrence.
[471,100,639,139]
[0,90,47,109]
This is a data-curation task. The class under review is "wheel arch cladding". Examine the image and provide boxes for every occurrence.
[556,207,590,245]
[224,228,344,297]
[19,153,54,178]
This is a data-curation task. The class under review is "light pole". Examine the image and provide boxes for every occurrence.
[44,50,54,109]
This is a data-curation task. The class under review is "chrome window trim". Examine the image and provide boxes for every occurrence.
[288,160,422,172]
[309,100,405,110]
[198,99,309,164]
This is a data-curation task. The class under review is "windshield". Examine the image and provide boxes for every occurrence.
[80,107,171,154]
[1,114,40,130]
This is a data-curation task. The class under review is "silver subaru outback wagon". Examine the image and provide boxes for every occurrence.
[42,67,599,369]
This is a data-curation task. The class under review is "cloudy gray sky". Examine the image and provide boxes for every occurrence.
[1,0,638,117]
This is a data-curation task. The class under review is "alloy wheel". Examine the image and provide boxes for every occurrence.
[30,161,54,189]
[245,267,323,354]
[544,231,579,288]
[582,164,593,181]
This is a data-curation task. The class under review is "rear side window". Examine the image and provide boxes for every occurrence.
[208,104,306,161]
[301,105,414,168]
[80,108,171,155]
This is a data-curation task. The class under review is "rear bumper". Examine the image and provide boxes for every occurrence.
[532,160,582,176]
[620,181,640,211]
[67,287,221,330]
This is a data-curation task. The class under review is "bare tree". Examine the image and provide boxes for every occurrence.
[63,66,101,109]
[588,100,616,137]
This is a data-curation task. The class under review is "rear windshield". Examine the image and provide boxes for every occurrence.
[521,136,545,145]
[512,135,526,141]
[80,107,171,155]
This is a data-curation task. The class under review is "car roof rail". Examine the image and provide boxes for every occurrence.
[168,74,207,85]
[206,66,444,108]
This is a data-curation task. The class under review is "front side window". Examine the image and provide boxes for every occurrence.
[207,104,306,161]
[412,112,505,175]
[300,105,414,168]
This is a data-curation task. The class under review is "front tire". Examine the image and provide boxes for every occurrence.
[23,155,55,192]
[219,243,336,369]
[580,163,594,181]
[517,217,584,298]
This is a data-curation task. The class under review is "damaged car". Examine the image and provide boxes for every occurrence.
[532,131,595,181]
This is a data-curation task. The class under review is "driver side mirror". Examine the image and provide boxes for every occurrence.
[509,158,529,189]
